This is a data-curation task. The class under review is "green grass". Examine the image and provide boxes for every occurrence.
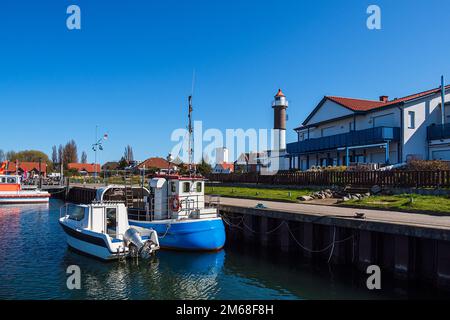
[344,194,450,214]
[205,186,313,203]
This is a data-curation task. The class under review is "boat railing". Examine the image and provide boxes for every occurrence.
[128,193,220,222]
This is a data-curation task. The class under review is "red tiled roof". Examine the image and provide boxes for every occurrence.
[218,163,234,171]
[275,89,285,97]
[5,161,47,173]
[327,85,450,112]
[137,157,175,170]
[68,163,101,173]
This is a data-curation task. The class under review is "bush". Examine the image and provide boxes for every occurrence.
[405,160,449,171]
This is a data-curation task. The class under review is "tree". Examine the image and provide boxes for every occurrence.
[63,140,78,167]
[6,151,16,161]
[124,145,134,163]
[51,145,58,164]
[197,158,212,176]
[58,144,63,164]
[118,157,129,170]
[81,151,87,164]
[8,150,50,163]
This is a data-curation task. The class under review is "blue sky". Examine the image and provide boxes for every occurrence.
[1,0,450,163]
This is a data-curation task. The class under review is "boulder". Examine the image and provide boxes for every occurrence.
[298,195,313,201]
[338,196,350,203]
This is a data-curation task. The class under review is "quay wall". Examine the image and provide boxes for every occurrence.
[220,204,450,291]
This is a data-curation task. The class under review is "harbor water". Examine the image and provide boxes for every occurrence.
[0,199,446,300]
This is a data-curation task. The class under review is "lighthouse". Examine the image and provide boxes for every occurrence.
[272,89,288,151]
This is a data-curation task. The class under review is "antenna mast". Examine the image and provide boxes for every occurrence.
[188,95,193,175]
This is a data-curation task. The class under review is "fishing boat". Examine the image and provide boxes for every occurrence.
[59,201,160,260]
[0,174,50,204]
[127,95,225,251]
[127,174,225,251]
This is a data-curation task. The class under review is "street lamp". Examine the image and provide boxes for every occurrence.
[92,125,108,181]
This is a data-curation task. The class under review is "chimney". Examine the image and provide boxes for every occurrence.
[379,95,389,103]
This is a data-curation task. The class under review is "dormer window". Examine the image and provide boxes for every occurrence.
[408,111,415,129]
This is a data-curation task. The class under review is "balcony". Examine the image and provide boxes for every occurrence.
[287,126,400,154]
[427,123,450,140]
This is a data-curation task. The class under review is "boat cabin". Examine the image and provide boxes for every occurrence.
[64,202,130,240]
[149,174,218,220]
[0,175,21,191]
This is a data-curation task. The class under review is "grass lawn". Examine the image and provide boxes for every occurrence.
[205,186,313,203]
[344,194,450,214]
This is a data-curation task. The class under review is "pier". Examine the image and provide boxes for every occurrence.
[60,185,450,291]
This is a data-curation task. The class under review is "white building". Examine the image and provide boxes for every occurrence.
[287,84,450,170]
[215,147,229,164]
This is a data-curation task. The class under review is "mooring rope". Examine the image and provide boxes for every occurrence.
[222,212,354,261]
[158,223,171,239]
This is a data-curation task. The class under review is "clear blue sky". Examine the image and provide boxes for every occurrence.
[1,0,449,163]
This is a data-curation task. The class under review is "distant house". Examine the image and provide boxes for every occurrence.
[102,161,120,171]
[137,157,177,172]
[4,161,47,177]
[67,163,101,176]
[234,152,267,173]
[212,163,234,174]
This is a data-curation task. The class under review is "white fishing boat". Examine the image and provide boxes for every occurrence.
[0,174,50,204]
[59,201,160,260]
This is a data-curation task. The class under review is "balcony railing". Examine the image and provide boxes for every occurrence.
[287,126,400,154]
[427,123,450,140]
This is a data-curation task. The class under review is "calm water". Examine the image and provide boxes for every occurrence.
[0,200,443,300]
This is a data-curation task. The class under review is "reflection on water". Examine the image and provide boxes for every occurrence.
[0,200,444,300]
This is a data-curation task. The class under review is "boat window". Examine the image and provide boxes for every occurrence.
[106,208,117,237]
[0,177,5,183]
[183,182,190,193]
[170,181,176,193]
[68,206,85,221]
[196,182,202,193]
[6,177,16,184]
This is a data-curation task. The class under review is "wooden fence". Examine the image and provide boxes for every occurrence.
[207,171,450,188]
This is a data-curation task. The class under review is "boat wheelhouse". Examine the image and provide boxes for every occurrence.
[0,175,50,204]
[59,201,160,260]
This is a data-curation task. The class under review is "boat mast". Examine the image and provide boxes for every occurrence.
[188,95,193,176]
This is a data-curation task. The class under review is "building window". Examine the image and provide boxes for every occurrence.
[408,111,415,129]
[6,177,16,184]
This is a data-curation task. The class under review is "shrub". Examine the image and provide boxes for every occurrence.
[405,160,449,171]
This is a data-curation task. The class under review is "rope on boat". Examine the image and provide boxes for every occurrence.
[158,223,171,239]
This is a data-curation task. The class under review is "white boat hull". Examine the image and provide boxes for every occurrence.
[65,233,124,260]
[0,190,50,204]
